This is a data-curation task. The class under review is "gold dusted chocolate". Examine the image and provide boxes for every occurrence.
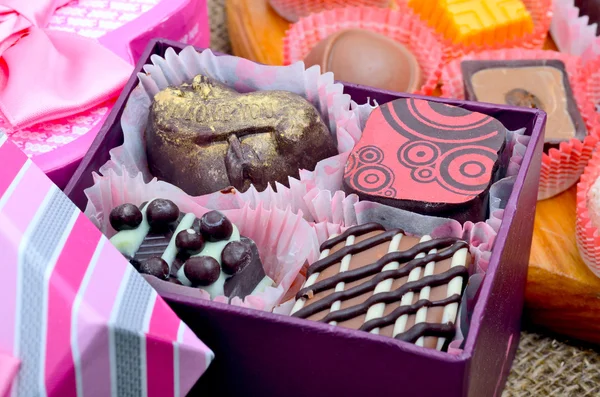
[146,75,337,196]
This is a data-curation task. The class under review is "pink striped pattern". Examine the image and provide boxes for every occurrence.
[0,136,214,396]
[0,138,28,197]
[146,298,181,397]
[75,240,128,397]
[0,161,52,356]
[44,214,101,397]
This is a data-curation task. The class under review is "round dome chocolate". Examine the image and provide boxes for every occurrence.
[221,241,252,275]
[176,229,205,255]
[139,257,169,280]
[110,203,143,231]
[184,256,221,286]
[146,199,180,230]
[200,211,233,241]
[303,29,422,93]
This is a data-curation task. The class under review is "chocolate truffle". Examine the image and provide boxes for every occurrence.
[290,223,471,351]
[461,59,586,152]
[303,29,422,93]
[146,75,337,196]
[109,203,143,231]
[342,98,507,223]
[109,199,274,300]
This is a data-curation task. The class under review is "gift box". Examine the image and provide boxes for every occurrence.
[2,0,210,190]
[0,130,214,396]
[65,39,545,397]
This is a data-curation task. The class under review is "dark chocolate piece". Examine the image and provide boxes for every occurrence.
[221,240,252,275]
[175,229,204,255]
[303,29,422,93]
[110,203,142,231]
[146,199,180,230]
[109,200,271,300]
[461,59,586,152]
[342,98,506,223]
[223,237,267,300]
[291,223,471,351]
[184,256,221,286]
[139,257,169,280]
[146,75,337,196]
[200,210,233,241]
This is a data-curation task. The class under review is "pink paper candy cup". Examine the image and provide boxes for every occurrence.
[269,0,391,22]
[283,6,448,96]
[84,170,320,312]
[576,150,600,277]
[440,48,599,200]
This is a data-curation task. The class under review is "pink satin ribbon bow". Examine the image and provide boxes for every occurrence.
[0,0,133,130]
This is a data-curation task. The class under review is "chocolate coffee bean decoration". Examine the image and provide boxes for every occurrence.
[200,211,233,241]
[176,229,204,255]
[139,257,169,280]
[146,199,180,230]
[184,256,221,286]
[146,75,337,196]
[221,241,252,275]
[109,203,143,231]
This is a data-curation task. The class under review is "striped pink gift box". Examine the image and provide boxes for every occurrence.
[0,131,214,396]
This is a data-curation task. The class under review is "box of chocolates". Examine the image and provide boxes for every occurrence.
[64,39,545,397]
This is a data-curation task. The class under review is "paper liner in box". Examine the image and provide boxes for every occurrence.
[84,169,319,311]
[0,133,213,396]
[576,150,600,277]
[439,48,598,200]
[550,0,600,60]
[283,6,447,96]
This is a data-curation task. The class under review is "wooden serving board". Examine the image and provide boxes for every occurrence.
[226,0,600,344]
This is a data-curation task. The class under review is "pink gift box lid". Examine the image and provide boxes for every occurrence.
[0,130,214,396]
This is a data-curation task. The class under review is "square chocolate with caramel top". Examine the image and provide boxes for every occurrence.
[461,59,586,152]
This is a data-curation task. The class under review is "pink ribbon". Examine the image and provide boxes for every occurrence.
[0,0,133,130]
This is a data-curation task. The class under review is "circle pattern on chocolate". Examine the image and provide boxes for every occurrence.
[438,147,497,194]
[412,167,437,183]
[382,98,504,143]
[357,146,384,164]
[398,141,440,167]
[352,165,393,193]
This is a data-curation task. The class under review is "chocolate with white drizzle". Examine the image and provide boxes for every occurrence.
[109,199,274,300]
[290,223,471,350]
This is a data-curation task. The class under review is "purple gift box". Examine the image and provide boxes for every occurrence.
[64,39,546,396]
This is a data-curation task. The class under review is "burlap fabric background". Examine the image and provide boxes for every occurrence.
[206,1,600,395]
